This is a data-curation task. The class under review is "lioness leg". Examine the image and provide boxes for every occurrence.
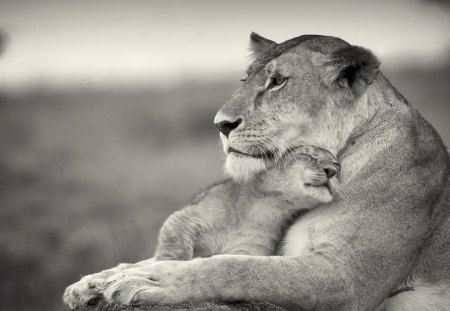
[378,282,450,311]
[101,255,356,310]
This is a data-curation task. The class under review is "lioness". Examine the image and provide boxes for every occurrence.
[63,33,450,311]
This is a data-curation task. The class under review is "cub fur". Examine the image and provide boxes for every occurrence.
[154,145,339,260]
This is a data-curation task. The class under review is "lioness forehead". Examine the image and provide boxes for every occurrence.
[247,34,350,77]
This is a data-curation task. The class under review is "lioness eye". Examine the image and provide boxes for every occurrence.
[267,74,288,91]
[240,73,248,82]
[274,75,285,85]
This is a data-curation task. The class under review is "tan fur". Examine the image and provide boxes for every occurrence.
[63,34,450,311]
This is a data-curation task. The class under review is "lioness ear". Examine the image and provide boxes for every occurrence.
[249,32,277,58]
[320,46,380,96]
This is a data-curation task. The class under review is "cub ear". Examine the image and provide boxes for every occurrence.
[249,32,277,59]
[320,46,380,96]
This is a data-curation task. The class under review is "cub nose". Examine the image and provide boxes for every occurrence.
[322,165,338,179]
[215,118,242,138]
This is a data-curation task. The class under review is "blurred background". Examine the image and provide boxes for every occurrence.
[0,0,449,310]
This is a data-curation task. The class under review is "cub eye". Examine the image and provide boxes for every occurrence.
[267,74,288,91]
[240,72,248,82]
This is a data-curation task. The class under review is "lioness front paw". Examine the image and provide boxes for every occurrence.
[63,272,111,309]
[104,260,197,305]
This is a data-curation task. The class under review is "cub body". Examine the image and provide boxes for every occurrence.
[155,146,339,260]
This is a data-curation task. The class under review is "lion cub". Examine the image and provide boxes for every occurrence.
[154,146,339,260]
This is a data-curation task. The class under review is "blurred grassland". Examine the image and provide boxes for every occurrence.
[0,66,449,311]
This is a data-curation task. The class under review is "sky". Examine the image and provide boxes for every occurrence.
[0,0,449,88]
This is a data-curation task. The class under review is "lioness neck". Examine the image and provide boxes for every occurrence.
[338,73,418,185]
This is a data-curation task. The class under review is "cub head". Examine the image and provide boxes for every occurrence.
[215,33,380,181]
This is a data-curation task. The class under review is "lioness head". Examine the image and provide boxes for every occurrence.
[215,33,380,181]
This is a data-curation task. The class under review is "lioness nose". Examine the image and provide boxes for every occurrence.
[215,118,242,138]
[323,165,337,179]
